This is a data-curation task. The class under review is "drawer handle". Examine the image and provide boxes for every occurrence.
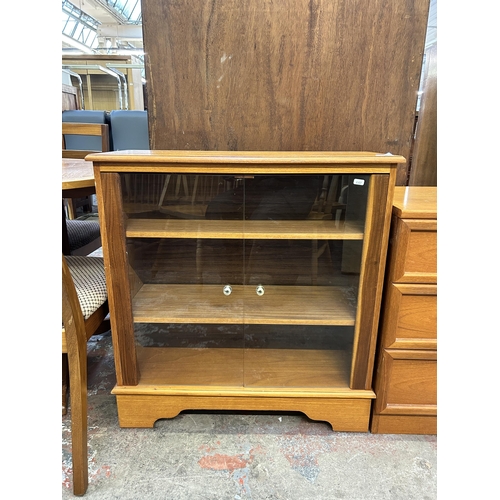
[256,285,265,296]
[223,285,232,296]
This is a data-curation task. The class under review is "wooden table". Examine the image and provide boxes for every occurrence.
[62,158,95,254]
[62,158,95,198]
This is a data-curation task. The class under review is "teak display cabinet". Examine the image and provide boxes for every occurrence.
[90,151,404,432]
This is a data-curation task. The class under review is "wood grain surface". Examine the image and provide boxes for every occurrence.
[141,0,429,183]
[132,284,357,325]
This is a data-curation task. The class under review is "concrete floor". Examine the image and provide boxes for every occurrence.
[62,329,437,499]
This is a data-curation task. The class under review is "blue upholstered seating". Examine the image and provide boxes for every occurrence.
[109,110,149,150]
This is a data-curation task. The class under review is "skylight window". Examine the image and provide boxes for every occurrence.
[62,0,99,49]
[104,1,142,24]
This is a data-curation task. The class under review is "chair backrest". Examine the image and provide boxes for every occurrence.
[62,110,109,122]
[62,122,110,159]
[62,110,111,151]
[109,110,149,150]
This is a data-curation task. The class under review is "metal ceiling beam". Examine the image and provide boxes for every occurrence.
[83,0,126,24]
[97,23,143,40]
[88,0,141,25]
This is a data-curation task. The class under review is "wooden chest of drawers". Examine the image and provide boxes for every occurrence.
[371,186,437,434]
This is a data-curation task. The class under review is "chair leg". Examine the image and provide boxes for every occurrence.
[62,354,69,416]
[67,342,89,495]
[64,198,77,220]
[312,240,319,285]
[158,174,171,208]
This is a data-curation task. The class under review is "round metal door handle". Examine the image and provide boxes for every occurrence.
[256,285,265,296]
[223,285,232,296]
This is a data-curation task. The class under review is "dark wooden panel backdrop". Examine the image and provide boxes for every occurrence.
[142,0,430,184]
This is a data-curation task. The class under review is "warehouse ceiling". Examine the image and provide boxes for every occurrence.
[62,0,144,56]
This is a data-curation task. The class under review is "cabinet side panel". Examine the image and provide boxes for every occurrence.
[94,170,139,386]
[351,173,394,389]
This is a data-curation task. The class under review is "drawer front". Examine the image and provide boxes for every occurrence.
[381,283,437,349]
[370,414,437,435]
[373,349,437,416]
[389,218,437,283]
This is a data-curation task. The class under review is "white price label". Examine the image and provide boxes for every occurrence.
[353,179,365,186]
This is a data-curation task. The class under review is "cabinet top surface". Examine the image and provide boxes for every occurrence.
[87,150,406,166]
[392,186,437,219]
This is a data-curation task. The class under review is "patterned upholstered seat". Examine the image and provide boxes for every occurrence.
[66,219,101,254]
[65,256,107,319]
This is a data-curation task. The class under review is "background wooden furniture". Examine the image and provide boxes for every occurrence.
[62,122,109,219]
[141,0,430,184]
[407,0,437,186]
[371,186,437,434]
[409,42,437,186]
[62,122,110,160]
[62,83,81,111]
[62,158,101,256]
[62,255,109,495]
[62,158,95,194]
[91,150,404,432]
[62,54,145,111]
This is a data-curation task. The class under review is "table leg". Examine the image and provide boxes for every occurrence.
[63,202,71,255]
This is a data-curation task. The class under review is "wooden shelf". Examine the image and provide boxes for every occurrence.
[132,284,357,325]
[126,219,364,240]
[244,346,352,389]
[116,346,353,392]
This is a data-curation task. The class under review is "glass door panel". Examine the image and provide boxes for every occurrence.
[241,174,370,390]
[120,173,246,388]
[117,171,372,390]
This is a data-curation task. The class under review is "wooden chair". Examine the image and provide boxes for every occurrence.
[64,218,101,256]
[62,254,109,495]
[62,122,110,159]
[62,123,110,219]
[308,175,347,284]
[108,110,149,204]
